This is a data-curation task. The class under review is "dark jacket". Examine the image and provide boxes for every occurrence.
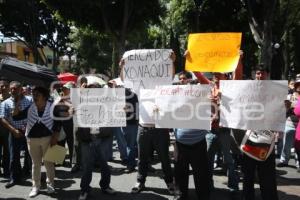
[76,127,113,143]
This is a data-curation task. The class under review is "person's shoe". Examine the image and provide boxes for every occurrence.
[124,167,136,174]
[230,190,241,200]
[121,159,128,166]
[63,162,72,168]
[131,182,145,194]
[47,183,55,194]
[5,180,17,189]
[78,191,89,200]
[173,194,187,200]
[101,187,117,195]
[276,162,288,167]
[167,182,175,195]
[71,164,81,173]
[22,168,31,177]
[3,171,10,178]
[148,165,156,173]
[29,187,39,198]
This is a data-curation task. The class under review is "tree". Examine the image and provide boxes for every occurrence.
[152,0,252,74]
[242,0,277,76]
[0,0,49,64]
[40,18,71,72]
[43,0,163,77]
[274,0,300,79]
[241,0,300,79]
[0,0,71,68]
[70,27,112,75]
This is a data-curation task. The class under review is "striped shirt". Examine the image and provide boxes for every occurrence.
[26,101,53,137]
[0,96,32,130]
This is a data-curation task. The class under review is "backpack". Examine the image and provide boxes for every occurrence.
[240,130,275,161]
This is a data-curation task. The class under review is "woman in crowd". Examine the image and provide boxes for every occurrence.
[56,82,75,167]
[26,86,60,197]
[293,81,300,172]
[277,78,299,168]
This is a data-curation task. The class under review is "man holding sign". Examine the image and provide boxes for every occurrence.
[120,51,176,195]
[186,44,243,197]
[239,66,279,200]
[172,71,210,200]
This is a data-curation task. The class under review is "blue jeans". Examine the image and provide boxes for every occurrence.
[280,126,296,164]
[114,127,128,161]
[121,124,138,168]
[0,127,9,175]
[80,137,111,192]
[206,128,239,191]
[99,135,113,162]
[9,134,31,182]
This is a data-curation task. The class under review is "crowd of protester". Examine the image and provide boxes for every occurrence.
[0,51,300,200]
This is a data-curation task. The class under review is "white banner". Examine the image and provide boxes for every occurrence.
[71,88,126,127]
[139,89,158,125]
[220,80,287,132]
[154,85,211,129]
[122,49,173,96]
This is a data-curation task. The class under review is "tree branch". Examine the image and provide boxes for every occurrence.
[245,0,263,45]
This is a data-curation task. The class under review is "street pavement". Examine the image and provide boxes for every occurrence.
[0,145,300,200]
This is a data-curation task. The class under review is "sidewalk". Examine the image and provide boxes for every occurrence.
[0,148,300,200]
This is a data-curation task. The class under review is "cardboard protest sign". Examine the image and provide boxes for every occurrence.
[139,89,158,125]
[154,85,211,129]
[185,33,242,72]
[122,49,173,95]
[220,80,287,132]
[71,88,126,127]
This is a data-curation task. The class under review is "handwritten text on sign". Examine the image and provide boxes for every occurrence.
[185,33,242,72]
[123,49,173,95]
[71,88,126,127]
[220,80,287,132]
[155,85,211,129]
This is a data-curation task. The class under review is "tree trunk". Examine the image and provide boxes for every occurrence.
[111,38,117,78]
[245,0,277,76]
[282,32,290,79]
[52,49,58,73]
[32,44,39,64]
[260,22,273,74]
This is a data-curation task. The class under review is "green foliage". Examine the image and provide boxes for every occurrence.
[71,27,112,75]
[44,0,162,34]
[43,0,164,76]
[0,0,50,63]
[0,0,71,68]
[150,0,254,75]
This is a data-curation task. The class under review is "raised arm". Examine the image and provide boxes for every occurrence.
[170,51,176,80]
[232,50,244,80]
[119,58,125,82]
[194,72,211,84]
[184,50,210,84]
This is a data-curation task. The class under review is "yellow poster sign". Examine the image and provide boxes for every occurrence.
[185,33,242,72]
